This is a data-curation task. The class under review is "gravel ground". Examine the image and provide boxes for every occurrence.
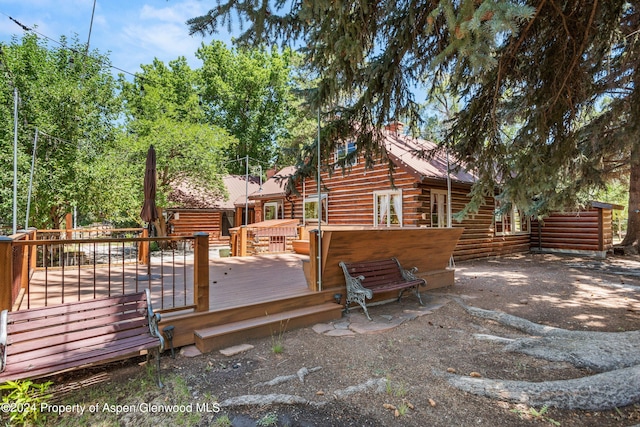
[20,252,640,426]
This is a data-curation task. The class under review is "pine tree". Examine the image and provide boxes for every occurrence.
[188,1,640,247]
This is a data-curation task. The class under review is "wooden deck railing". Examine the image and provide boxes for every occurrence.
[0,230,210,313]
[230,225,300,256]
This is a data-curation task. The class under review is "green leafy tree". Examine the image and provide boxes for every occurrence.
[0,33,121,229]
[188,1,640,247]
[196,42,307,171]
[118,57,236,229]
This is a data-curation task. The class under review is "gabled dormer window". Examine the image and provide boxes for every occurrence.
[334,141,357,167]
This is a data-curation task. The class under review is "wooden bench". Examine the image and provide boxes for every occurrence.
[339,258,426,320]
[0,289,165,386]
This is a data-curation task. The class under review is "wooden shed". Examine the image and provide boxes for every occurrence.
[530,202,624,258]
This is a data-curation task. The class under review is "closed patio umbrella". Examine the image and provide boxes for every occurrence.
[140,145,158,225]
[140,145,158,280]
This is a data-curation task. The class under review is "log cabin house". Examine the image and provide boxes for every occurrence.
[248,123,530,261]
[247,123,621,260]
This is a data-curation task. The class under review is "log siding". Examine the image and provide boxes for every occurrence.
[169,210,229,245]
[292,158,530,262]
[530,208,615,257]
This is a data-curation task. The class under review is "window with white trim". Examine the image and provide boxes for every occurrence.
[374,190,402,227]
[494,202,530,235]
[304,194,328,223]
[334,141,357,167]
[263,202,281,221]
[430,190,449,228]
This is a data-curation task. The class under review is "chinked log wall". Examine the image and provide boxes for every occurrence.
[296,164,423,226]
[530,209,612,255]
[426,182,530,261]
[295,159,530,263]
[170,211,229,245]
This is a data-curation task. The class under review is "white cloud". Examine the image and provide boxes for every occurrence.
[139,0,207,23]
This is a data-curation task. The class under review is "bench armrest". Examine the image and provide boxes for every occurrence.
[145,289,165,352]
[393,258,427,286]
[339,261,374,300]
[0,310,6,372]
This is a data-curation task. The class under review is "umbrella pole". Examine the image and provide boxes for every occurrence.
[147,222,153,278]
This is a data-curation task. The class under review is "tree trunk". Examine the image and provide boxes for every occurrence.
[621,141,640,247]
[153,207,172,249]
[49,205,63,231]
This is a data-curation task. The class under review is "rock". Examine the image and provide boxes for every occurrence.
[179,345,202,358]
[219,344,254,357]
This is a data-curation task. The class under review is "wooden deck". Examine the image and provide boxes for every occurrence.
[20,253,341,354]
[207,253,314,309]
[20,253,313,311]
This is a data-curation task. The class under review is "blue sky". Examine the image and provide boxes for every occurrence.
[0,0,233,77]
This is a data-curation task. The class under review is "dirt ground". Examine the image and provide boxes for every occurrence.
[25,253,640,426]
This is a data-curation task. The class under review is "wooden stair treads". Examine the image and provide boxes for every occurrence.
[194,303,342,353]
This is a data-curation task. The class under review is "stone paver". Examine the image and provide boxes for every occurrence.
[324,329,356,337]
[312,323,335,334]
[219,344,255,357]
[310,293,452,337]
[349,318,407,334]
[179,345,202,358]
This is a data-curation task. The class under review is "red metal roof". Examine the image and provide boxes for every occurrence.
[250,165,297,199]
[383,131,477,184]
[169,175,261,210]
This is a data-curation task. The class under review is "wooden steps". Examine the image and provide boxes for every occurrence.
[194,302,342,353]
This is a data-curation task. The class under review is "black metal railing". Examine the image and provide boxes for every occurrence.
[12,235,195,311]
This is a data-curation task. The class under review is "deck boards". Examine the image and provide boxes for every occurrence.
[21,253,313,312]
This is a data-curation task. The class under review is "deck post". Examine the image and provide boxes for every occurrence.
[0,237,13,311]
[308,229,319,292]
[139,228,149,265]
[29,229,37,273]
[239,226,248,257]
[194,232,210,312]
[19,232,29,292]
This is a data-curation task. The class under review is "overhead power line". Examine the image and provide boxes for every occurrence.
[1,12,140,79]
